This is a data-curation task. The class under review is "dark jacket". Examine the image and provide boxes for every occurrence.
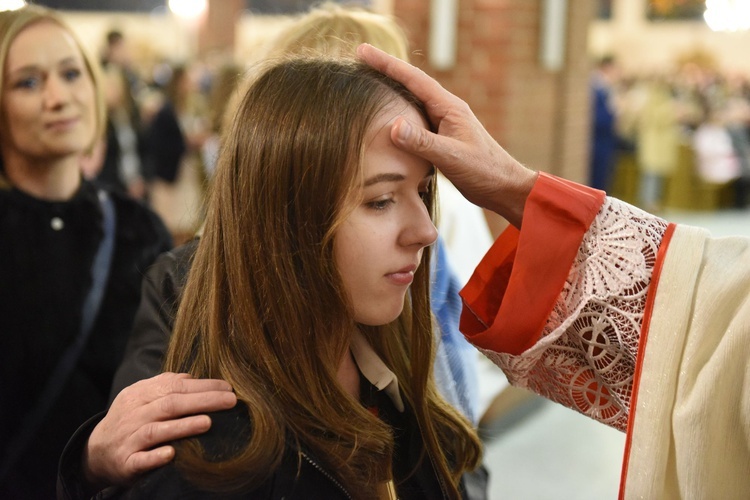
[108,239,198,400]
[111,394,458,499]
[0,181,171,499]
[59,389,465,499]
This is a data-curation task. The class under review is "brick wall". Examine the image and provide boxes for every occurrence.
[394,0,595,182]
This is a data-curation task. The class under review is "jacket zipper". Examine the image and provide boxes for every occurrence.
[426,452,450,499]
[301,451,353,499]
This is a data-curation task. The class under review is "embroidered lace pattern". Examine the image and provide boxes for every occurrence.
[480,198,668,431]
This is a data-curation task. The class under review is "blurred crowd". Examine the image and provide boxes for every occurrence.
[589,56,750,212]
[80,28,244,244]
[85,26,750,251]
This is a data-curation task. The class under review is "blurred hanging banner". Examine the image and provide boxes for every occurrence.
[429,0,459,70]
[539,0,568,71]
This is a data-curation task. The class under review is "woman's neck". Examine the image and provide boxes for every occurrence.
[3,154,82,201]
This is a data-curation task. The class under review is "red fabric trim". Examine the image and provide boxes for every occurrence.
[617,222,677,500]
[459,173,605,355]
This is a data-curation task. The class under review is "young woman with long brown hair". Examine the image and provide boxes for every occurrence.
[114,57,481,499]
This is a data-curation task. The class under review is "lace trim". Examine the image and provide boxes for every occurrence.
[482,198,668,431]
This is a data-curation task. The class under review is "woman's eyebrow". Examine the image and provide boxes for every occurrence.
[364,173,405,187]
[364,169,435,187]
[9,56,79,75]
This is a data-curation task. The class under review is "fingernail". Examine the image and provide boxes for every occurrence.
[396,119,412,143]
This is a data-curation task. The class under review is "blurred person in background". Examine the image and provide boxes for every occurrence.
[200,62,243,179]
[692,98,742,205]
[95,29,149,199]
[589,55,619,192]
[0,5,171,498]
[146,63,209,245]
[89,64,148,199]
[635,77,680,212]
[725,75,750,208]
[100,29,144,101]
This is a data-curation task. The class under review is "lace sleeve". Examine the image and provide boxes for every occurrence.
[480,198,669,431]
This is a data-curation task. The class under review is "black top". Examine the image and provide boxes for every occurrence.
[0,180,171,499]
[146,103,186,184]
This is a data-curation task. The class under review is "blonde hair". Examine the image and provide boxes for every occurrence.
[220,3,413,167]
[165,57,480,499]
[262,2,410,62]
[0,5,106,170]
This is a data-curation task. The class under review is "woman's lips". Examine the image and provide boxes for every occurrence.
[386,265,417,285]
[45,117,80,131]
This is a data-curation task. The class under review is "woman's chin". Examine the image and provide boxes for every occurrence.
[354,307,404,327]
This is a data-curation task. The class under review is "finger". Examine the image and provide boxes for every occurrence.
[130,413,218,457]
[150,389,237,421]
[141,414,214,446]
[121,373,233,405]
[390,116,459,169]
[124,445,176,479]
[357,43,455,119]
[114,373,194,406]
[162,373,234,395]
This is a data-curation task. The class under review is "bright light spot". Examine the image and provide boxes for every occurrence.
[0,0,26,11]
[704,0,750,32]
[168,0,207,19]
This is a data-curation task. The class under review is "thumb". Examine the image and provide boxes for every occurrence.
[390,116,451,167]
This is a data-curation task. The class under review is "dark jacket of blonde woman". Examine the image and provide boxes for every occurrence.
[0,180,171,499]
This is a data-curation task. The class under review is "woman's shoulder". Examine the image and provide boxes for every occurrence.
[196,401,254,459]
[130,401,353,499]
[117,403,261,499]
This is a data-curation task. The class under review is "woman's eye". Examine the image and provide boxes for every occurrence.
[14,77,39,90]
[62,68,82,81]
[366,198,394,211]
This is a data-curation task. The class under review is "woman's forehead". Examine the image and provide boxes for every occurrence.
[362,99,432,177]
[367,97,426,140]
[6,21,82,74]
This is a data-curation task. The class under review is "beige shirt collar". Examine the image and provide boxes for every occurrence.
[349,330,405,412]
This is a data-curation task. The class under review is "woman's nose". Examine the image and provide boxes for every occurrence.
[43,75,69,109]
[400,198,438,249]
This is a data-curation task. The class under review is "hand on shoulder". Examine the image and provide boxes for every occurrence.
[83,372,236,489]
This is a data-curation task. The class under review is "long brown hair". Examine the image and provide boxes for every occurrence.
[165,58,480,498]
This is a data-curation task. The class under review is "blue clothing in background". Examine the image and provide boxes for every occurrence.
[590,76,617,191]
[431,237,479,424]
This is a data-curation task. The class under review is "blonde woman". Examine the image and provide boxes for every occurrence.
[0,6,171,498]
